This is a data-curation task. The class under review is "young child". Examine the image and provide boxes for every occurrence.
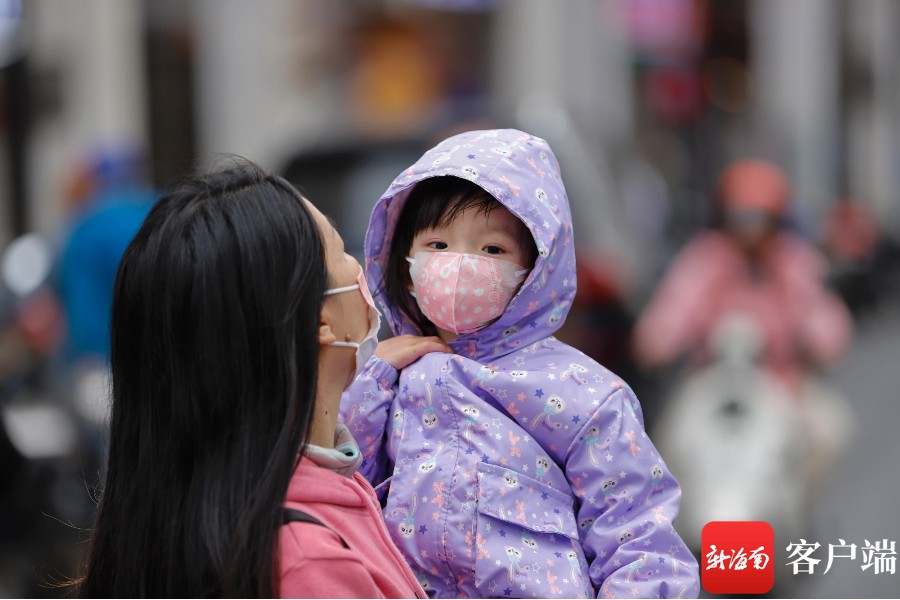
[340,129,699,598]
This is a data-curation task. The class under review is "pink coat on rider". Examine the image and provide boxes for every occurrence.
[633,229,852,390]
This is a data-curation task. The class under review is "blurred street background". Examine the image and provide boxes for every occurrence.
[1,0,899,597]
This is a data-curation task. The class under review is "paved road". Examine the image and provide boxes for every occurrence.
[782,300,900,598]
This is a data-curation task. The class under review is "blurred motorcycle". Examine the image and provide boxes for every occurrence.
[651,314,814,552]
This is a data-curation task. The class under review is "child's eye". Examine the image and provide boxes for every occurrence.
[428,241,448,250]
[483,245,503,255]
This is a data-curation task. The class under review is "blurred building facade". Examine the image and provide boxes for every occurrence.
[1,0,899,289]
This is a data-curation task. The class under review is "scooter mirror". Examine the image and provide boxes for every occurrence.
[2,233,53,298]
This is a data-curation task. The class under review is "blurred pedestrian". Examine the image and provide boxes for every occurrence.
[633,159,855,496]
[59,145,156,361]
[633,159,852,388]
[57,147,156,435]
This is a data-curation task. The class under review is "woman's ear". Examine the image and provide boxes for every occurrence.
[318,322,337,346]
[319,296,340,346]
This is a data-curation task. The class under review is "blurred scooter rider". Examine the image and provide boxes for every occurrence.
[633,160,855,491]
[633,159,852,388]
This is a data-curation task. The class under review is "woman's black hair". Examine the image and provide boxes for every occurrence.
[79,158,327,598]
[385,176,536,334]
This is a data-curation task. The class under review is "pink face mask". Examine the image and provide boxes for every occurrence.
[407,252,529,335]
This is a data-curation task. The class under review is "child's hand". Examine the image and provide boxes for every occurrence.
[375,335,452,369]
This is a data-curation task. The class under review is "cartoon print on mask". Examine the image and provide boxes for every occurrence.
[392,492,419,538]
[530,395,565,431]
[534,455,551,481]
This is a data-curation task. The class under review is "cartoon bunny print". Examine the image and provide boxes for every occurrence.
[559,363,589,384]
[530,395,566,431]
[391,493,419,538]
[418,382,439,429]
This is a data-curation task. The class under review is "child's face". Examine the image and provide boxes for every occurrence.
[409,204,531,268]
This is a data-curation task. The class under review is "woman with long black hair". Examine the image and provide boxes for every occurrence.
[78,159,446,598]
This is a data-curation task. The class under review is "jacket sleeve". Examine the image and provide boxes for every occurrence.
[774,240,853,366]
[339,356,399,488]
[565,387,700,599]
[632,236,724,369]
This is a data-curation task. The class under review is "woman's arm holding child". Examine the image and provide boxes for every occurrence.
[565,387,700,599]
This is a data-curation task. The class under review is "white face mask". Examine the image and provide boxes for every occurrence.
[323,267,381,381]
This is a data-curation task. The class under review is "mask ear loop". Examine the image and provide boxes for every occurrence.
[329,340,361,348]
[324,283,361,296]
[323,284,363,347]
[406,256,418,298]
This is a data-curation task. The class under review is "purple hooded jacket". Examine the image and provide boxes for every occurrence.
[339,129,699,598]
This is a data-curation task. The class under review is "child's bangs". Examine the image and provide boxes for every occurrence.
[435,194,499,229]
[410,177,499,236]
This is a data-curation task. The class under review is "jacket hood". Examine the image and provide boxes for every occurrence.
[364,129,576,362]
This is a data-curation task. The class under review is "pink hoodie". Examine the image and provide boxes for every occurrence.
[279,457,425,599]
